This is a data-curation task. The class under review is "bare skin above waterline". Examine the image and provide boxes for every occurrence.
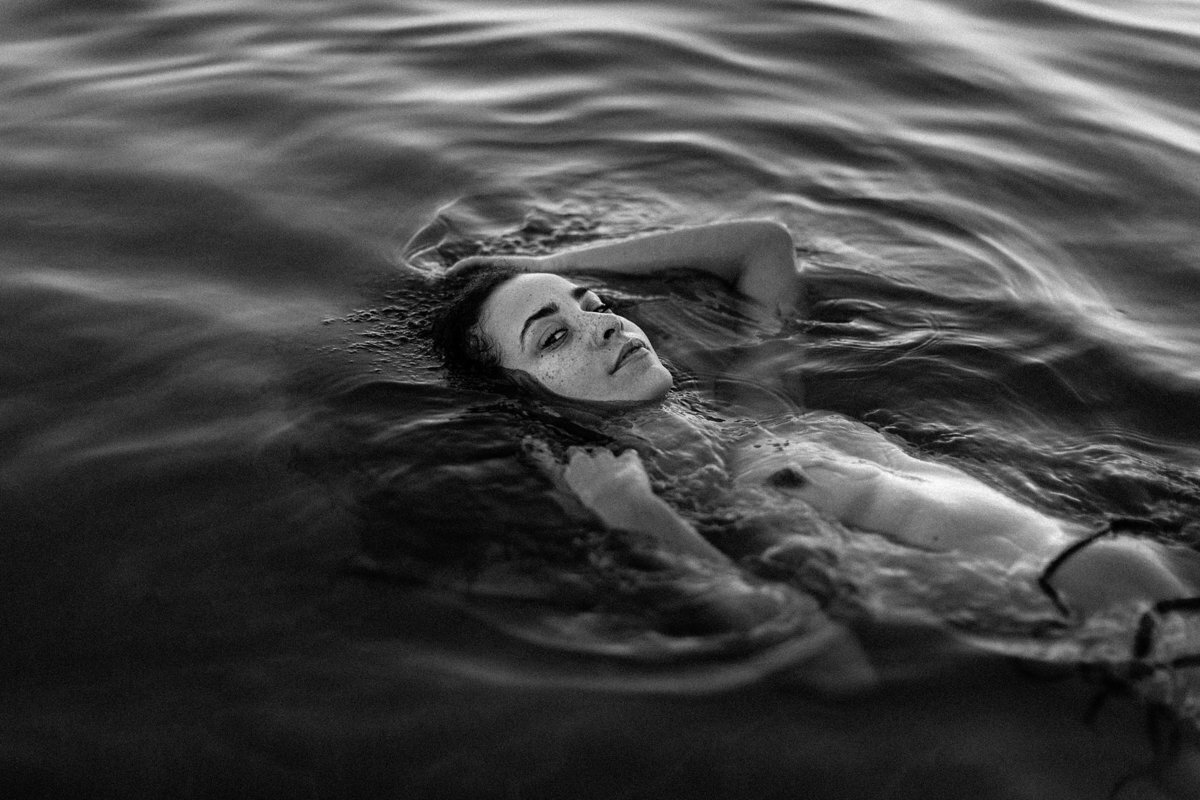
[444,220,1197,620]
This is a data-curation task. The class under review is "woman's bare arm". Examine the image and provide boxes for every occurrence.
[450,220,803,318]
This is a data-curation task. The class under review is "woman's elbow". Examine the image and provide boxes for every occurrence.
[760,219,795,246]
[738,221,802,316]
[732,219,795,254]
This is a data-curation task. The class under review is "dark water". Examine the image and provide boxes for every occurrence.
[4,0,1200,797]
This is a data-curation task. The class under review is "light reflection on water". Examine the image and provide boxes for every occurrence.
[3,0,1200,797]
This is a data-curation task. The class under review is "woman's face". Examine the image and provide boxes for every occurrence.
[477,273,673,403]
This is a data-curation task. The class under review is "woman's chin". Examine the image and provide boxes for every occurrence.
[623,364,674,402]
[522,362,674,405]
[562,376,673,406]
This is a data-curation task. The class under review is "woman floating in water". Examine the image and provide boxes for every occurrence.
[432,220,1197,627]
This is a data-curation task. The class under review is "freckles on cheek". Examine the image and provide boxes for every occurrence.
[535,355,586,393]
[533,361,565,389]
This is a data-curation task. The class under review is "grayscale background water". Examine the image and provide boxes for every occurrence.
[4,0,1200,798]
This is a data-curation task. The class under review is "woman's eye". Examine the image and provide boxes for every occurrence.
[593,303,613,313]
[541,329,566,349]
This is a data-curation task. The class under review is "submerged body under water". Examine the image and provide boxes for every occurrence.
[324,255,1200,683]
[4,0,1200,797]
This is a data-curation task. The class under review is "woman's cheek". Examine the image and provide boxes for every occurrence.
[535,357,577,394]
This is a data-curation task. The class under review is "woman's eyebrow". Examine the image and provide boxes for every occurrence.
[518,287,590,346]
[519,302,559,345]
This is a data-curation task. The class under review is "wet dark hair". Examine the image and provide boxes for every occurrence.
[430,263,525,379]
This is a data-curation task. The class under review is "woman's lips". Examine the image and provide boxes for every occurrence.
[611,339,648,373]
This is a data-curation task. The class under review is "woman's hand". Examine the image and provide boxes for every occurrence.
[562,447,655,511]
[543,444,729,564]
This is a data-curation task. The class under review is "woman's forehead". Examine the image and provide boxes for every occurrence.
[502,272,579,300]
[485,273,583,319]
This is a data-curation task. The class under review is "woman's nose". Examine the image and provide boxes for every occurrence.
[591,313,622,343]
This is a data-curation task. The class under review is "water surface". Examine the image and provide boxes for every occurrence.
[4,0,1200,797]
